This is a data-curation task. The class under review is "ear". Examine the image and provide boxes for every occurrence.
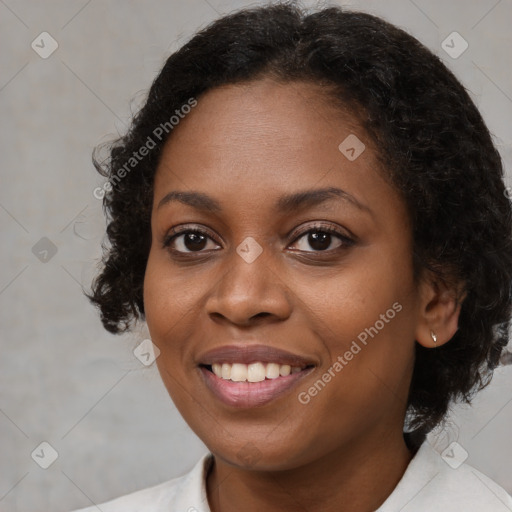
[415,272,465,349]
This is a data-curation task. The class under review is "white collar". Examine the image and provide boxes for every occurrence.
[172,441,512,512]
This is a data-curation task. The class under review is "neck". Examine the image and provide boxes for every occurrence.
[206,431,413,512]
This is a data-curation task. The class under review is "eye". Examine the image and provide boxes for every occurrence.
[162,222,354,256]
[163,227,221,254]
[289,223,354,253]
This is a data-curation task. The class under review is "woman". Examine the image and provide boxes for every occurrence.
[74,3,512,511]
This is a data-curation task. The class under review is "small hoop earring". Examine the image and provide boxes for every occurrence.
[430,330,437,348]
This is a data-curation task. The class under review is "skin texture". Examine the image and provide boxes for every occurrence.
[143,78,461,512]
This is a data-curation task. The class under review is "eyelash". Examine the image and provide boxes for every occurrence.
[162,222,354,256]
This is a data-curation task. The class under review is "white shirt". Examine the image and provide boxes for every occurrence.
[72,441,512,511]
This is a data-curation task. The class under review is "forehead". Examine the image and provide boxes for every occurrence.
[152,78,397,217]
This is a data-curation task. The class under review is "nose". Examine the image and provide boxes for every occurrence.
[205,244,293,327]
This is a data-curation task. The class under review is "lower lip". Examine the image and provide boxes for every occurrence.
[199,366,315,408]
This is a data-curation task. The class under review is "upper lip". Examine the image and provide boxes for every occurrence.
[197,344,317,367]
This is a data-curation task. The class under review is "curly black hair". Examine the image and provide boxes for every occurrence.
[88,2,512,447]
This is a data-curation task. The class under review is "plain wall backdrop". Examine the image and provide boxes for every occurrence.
[1,0,511,510]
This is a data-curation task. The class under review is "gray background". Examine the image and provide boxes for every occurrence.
[1,0,511,510]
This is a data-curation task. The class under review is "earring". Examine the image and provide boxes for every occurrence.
[430,330,437,348]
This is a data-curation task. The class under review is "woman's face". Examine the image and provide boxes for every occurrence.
[144,78,421,470]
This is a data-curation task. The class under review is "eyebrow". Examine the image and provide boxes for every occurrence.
[156,187,372,216]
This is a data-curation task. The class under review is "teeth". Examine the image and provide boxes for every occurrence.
[209,362,305,382]
[265,363,280,379]
[248,362,266,382]
[280,364,291,376]
[221,363,230,380]
[231,363,247,382]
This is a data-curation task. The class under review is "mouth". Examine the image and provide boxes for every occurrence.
[199,364,315,408]
[201,361,314,381]
[197,344,317,408]
[199,361,314,382]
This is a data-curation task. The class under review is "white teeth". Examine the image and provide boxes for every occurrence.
[280,364,291,376]
[231,363,247,382]
[248,362,266,382]
[221,363,231,379]
[265,363,280,379]
[209,362,306,382]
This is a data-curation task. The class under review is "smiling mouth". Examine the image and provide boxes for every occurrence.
[201,362,314,382]
[199,363,316,408]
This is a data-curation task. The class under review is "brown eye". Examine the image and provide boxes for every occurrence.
[289,223,354,253]
[163,229,220,253]
[310,232,337,251]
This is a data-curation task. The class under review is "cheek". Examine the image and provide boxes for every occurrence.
[295,247,414,344]
[142,252,210,413]
[143,251,206,358]
[144,242,209,312]
[281,277,415,464]
[295,251,417,415]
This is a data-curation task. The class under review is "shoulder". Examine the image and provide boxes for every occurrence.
[70,452,213,512]
[378,441,512,512]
